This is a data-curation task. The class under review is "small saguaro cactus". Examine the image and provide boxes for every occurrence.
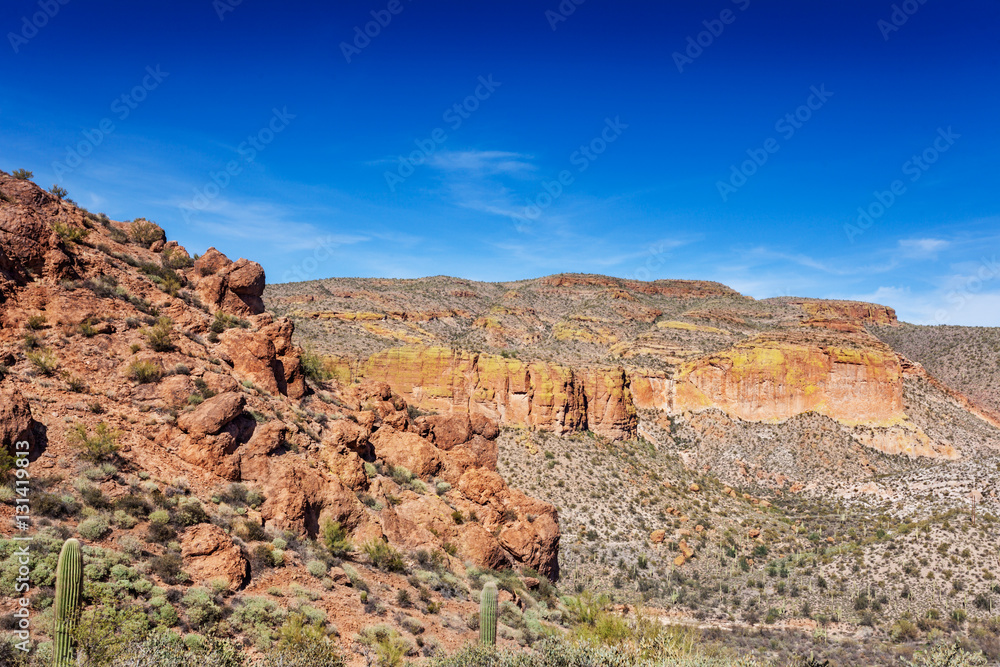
[52,538,84,667]
[480,580,498,646]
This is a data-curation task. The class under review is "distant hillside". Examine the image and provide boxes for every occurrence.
[872,322,1000,419]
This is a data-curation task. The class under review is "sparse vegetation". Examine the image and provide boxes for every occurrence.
[129,218,166,246]
[127,359,162,384]
[69,422,121,463]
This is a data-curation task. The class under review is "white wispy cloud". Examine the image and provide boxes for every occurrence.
[429,150,535,175]
[898,237,950,257]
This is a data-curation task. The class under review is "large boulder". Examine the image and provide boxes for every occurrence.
[370,427,442,477]
[194,248,265,316]
[180,524,249,592]
[218,330,281,395]
[0,385,35,454]
[194,247,233,276]
[177,392,245,436]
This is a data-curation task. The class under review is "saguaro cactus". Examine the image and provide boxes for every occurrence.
[52,538,83,667]
[479,580,498,646]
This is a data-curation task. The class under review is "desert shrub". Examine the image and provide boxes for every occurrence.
[182,587,222,629]
[147,521,177,543]
[118,535,144,558]
[53,221,89,245]
[25,314,46,330]
[321,520,353,558]
[127,359,162,383]
[174,499,209,527]
[234,518,268,543]
[115,494,152,517]
[162,247,194,270]
[143,317,174,351]
[27,348,58,375]
[256,639,345,667]
[300,347,332,383]
[65,374,88,392]
[150,553,185,584]
[49,184,68,199]
[79,483,110,508]
[12,169,32,180]
[130,218,166,246]
[251,544,283,571]
[78,514,110,540]
[357,625,412,667]
[362,540,406,573]
[69,422,121,463]
[307,560,328,578]
[903,643,988,666]
[34,492,80,518]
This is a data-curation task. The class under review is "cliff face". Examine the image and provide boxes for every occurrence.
[350,335,956,460]
[674,338,905,426]
[353,347,638,440]
[786,298,898,332]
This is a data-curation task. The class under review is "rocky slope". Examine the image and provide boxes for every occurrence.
[267,276,998,492]
[872,322,1000,422]
[266,257,1000,640]
[0,170,561,661]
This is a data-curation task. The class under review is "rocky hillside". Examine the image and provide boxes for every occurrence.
[872,322,1000,422]
[268,263,1000,650]
[0,170,564,663]
[266,275,999,492]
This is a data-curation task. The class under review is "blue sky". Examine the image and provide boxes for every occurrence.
[2,0,998,325]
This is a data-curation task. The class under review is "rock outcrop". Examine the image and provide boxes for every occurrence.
[0,169,560,584]
[354,346,638,439]
[0,384,36,453]
[194,248,266,316]
[180,524,250,592]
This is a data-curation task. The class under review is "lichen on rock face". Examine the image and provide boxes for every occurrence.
[674,336,906,427]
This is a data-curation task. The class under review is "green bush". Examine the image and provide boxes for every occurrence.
[321,520,353,558]
[69,422,121,463]
[129,218,166,247]
[53,221,89,245]
[143,317,174,352]
[300,346,332,383]
[12,168,33,180]
[25,314,46,330]
[361,540,406,573]
[49,184,68,199]
[127,359,162,383]
[78,515,110,541]
[357,625,411,667]
[27,348,59,375]
[182,587,222,629]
